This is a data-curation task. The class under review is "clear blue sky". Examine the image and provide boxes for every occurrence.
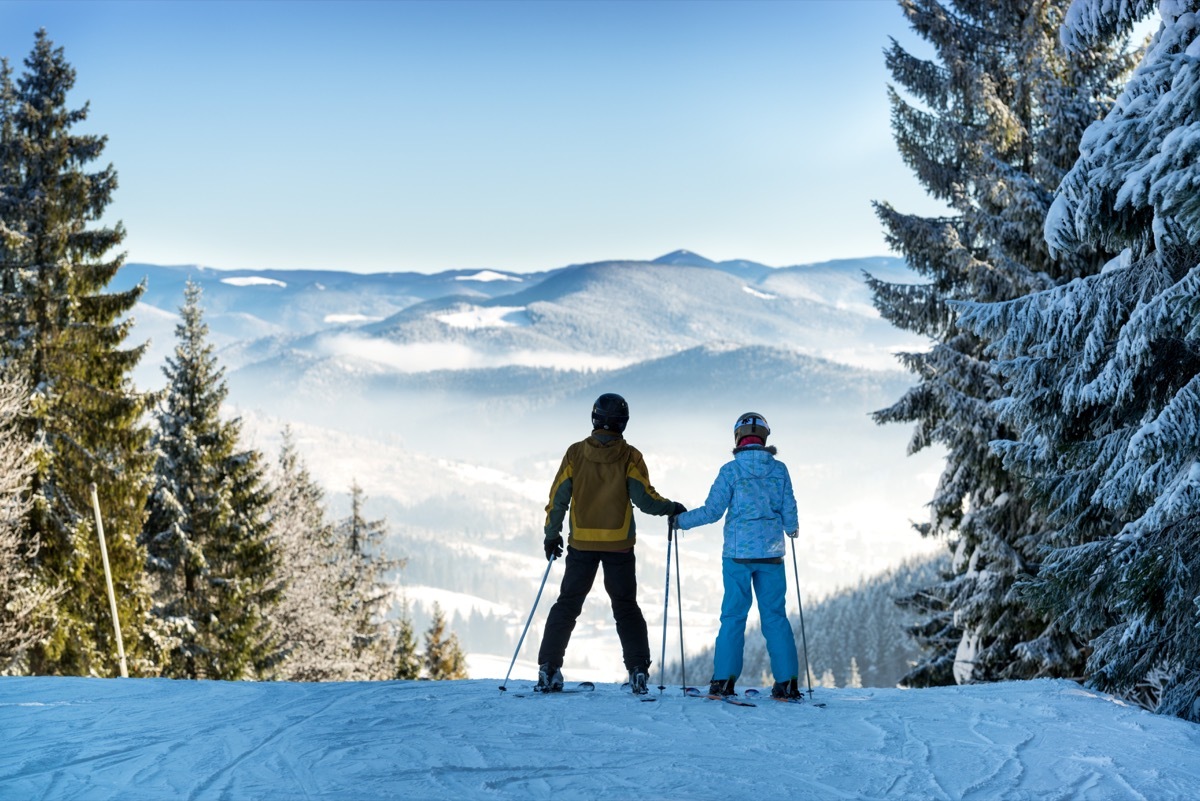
[0,1,945,274]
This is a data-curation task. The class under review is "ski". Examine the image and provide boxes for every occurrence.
[509,681,595,698]
[744,688,826,707]
[682,686,755,707]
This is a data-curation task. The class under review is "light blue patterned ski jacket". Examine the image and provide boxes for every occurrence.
[675,446,798,560]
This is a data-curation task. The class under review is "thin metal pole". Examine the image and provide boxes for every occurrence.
[673,521,685,689]
[499,552,556,692]
[790,535,813,699]
[657,518,673,693]
[90,483,128,678]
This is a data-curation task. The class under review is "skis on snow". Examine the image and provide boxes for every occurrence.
[511,681,596,698]
[744,688,826,708]
[511,681,659,701]
[682,686,756,707]
[508,682,823,707]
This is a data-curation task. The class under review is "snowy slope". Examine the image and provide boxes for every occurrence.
[2,676,1198,800]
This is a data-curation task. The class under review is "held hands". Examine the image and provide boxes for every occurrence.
[668,502,687,531]
[787,530,799,539]
[544,535,564,561]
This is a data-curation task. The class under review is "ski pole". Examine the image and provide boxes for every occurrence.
[789,535,814,699]
[658,516,674,693]
[499,549,557,692]
[674,519,685,690]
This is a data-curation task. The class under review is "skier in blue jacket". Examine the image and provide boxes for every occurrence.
[674,412,802,700]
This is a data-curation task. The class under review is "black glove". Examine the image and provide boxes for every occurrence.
[671,502,687,517]
[544,535,564,561]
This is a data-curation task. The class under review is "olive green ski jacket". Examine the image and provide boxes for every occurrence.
[543,431,675,551]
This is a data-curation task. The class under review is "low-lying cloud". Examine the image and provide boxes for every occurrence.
[315,334,634,373]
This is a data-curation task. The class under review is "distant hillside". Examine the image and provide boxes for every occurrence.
[117,252,924,390]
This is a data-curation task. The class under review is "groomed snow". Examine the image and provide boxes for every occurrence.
[2,676,1197,800]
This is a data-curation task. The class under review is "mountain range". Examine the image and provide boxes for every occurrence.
[112,250,943,678]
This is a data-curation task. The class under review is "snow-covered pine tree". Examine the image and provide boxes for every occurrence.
[0,31,155,676]
[959,1,1200,721]
[391,607,421,680]
[847,657,864,689]
[870,0,1133,685]
[265,429,352,681]
[143,282,279,680]
[422,602,467,681]
[0,367,55,672]
[333,482,404,679]
[0,58,18,303]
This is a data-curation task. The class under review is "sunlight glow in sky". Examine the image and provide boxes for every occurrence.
[0,2,967,273]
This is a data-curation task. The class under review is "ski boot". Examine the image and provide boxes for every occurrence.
[535,663,564,693]
[708,677,735,697]
[627,663,650,695]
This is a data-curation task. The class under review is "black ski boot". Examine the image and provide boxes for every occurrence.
[771,678,802,700]
[627,663,650,695]
[708,677,735,697]
[535,663,564,693]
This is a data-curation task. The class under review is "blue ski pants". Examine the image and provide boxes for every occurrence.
[712,558,799,685]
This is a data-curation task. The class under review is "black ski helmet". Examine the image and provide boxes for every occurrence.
[592,393,629,433]
[734,411,770,445]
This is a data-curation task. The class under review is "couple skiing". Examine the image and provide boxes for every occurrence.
[536,393,803,701]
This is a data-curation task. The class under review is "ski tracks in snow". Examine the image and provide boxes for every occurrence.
[2,677,1199,800]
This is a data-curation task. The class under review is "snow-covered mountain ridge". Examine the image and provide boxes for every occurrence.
[113,251,922,381]
[2,676,1197,800]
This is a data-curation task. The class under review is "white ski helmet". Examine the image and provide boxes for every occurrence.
[734,412,770,445]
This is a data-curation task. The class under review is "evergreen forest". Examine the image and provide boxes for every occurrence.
[870,0,1200,722]
[0,31,462,682]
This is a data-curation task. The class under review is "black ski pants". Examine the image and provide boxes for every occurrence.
[538,546,650,673]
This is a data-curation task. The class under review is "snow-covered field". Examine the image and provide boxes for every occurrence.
[2,676,1198,800]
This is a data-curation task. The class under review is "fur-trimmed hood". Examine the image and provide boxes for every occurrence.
[732,444,778,456]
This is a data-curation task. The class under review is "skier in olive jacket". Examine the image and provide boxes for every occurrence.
[675,412,802,700]
[536,393,684,695]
